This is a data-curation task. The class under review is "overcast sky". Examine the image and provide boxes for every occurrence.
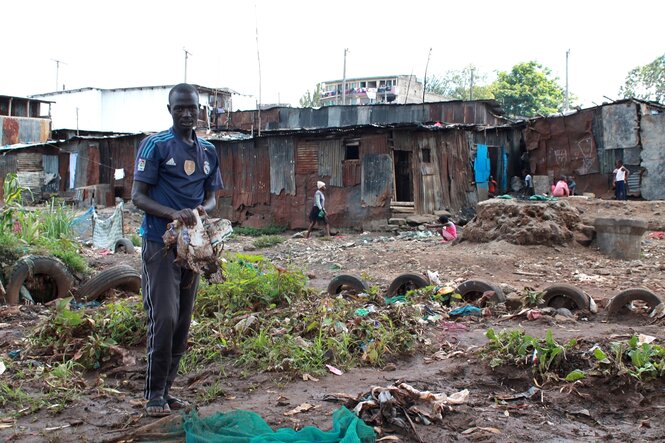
[3,0,663,110]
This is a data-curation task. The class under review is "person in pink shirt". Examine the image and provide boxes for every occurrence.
[551,177,570,197]
[437,216,457,242]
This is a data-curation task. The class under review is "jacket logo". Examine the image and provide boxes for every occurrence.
[184,160,196,176]
[203,160,210,175]
[137,158,146,171]
[166,158,176,166]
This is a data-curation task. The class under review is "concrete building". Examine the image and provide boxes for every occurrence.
[31,85,234,133]
[320,75,446,106]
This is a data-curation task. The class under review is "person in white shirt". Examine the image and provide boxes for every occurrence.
[613,160,629,200]
[523,171,534,196]
[306,181,331,238]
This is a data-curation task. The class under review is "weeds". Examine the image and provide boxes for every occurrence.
[233,225,287,237]
[252,235,285,249]
[483,328,576,376]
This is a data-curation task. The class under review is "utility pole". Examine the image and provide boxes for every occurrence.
[564,49,570,112]
[422,48,432,103]
[342,48,348,105]
[183,48,192,82]
[52,59,67,91]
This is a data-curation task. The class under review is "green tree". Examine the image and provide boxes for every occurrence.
[492,61,565,117]
[299,83,322,108]
[426,65,495,100]
[619,54,665,103]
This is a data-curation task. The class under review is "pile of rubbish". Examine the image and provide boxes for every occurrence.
[462,199,593,246]
[324,382,469,438]
[163,210,233,283]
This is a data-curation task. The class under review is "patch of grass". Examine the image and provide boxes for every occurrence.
[252,235,285,249]
[130,234,142,247]
[195,379,227,405]
[233,225,287,237]
[0,381,43,415]
[483,328,576,376]
[35,237,88,274]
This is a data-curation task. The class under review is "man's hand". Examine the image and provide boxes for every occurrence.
[171,208,197,227]
[196,205,207,218]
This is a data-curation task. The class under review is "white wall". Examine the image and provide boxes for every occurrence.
[34,87,215,133]
[33,89,103,132]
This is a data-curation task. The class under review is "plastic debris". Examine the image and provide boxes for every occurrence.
[326,364,343,376]
[449,305,482,317]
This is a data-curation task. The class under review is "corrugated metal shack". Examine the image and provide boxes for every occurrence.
[210,121,521,230]
[217,100,509,132]
[0,132,143,205]
[524,99,665,199]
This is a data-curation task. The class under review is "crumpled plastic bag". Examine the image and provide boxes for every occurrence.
[162,209,233,283]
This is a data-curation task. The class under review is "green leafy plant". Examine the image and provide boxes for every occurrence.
[483,328,576,375]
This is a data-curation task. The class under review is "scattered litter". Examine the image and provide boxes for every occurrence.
[7,350,20,360]
[384,295,407,305]
[355,308,370,317]
[0,360,5,375]
[326,364,343,376]
[427,270,442,286]
[441,321,469,332]
[449,305,482,317]
[462,426,501,435]
[283,403,317,416]
[638,334,656,345]
[302,373,319,382]
[495,386,541,402]
[527,310,542,321]
[648,231,664,240]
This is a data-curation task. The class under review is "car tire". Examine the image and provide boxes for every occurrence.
[455,279,506,306]
[386,273,429,297]
[605,288,663,317]
[541,283,590,311]
[4,256,74,305]
[76,265,141,302]
[327,274,368,296]
[114,238,136,254]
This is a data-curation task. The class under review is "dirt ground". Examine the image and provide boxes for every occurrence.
[2,197,665,442]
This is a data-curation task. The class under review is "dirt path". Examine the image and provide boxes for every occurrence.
[2,197,665,442]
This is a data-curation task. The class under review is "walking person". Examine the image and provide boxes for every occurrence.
[613,160,629,200]
[306,181,331,238]
[132,83,223,417]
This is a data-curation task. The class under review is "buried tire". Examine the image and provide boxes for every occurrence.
[386,273,429,297]
[455,279,506,305]
[114,238,136,254]
[605,288,663,317]
[541,283,590,312]
[5,256,74,305]
[327,274,368,296]
[76,265,141,302]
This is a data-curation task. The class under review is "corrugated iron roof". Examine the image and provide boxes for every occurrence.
[0,141,58,152]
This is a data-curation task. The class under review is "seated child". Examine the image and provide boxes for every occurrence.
[437,216,457,242]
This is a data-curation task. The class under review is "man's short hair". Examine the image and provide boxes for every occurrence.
[169,83,199,104]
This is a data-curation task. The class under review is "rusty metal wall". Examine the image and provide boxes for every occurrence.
[361,153,393,207]
[317,139,344,187]
[359,133,389,155]
[0,116,50,144]
[296,140,318,174]
[269,137,296,195]
[232,140,270,209]
[438,131,476,213]
[223,101,507,131]
[640,112,665,200]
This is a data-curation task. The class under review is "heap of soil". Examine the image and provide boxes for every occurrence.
[462,199,587,246]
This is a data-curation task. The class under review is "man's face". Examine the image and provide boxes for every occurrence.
[168,91,199,131]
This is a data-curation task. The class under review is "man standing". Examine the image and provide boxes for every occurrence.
[132,84,223,417]
[613,160,629,200]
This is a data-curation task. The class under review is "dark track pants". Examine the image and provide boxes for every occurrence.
[142,240,199,401]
